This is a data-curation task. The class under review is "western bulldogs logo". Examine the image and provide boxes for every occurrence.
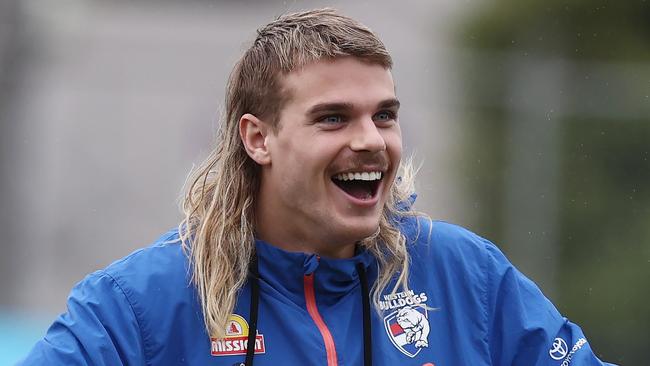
[383,289,432,358]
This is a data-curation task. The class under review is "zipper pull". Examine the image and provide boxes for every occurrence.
[303,253,320,275]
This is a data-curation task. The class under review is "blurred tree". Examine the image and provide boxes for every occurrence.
[456,0,650,364]
[463,0,650,61]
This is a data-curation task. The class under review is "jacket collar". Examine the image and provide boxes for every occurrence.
[254,239,376,307]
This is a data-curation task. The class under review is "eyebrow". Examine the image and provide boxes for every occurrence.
[306,98,401,116]
[378,98,401,110]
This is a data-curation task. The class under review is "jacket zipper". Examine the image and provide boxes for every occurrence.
[304,273,338,366]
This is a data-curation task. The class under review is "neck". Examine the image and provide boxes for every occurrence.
[254,197,356,259]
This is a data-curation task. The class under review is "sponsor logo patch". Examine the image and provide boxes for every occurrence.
[211,314,265,357]
[382,289,431,358]
[550,337,588,366]
[549,337,568,360]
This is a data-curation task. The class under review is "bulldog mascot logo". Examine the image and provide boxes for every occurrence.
[396,306,430,348]
[382,290,432,358]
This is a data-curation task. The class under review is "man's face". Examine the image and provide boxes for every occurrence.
[257,57,402,257]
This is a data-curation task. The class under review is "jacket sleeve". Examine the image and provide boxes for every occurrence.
[483,241,617,366]
[18,271,146,365]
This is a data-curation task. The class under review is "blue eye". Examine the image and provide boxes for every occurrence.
[321,115,343,124]
[374,111,396,122]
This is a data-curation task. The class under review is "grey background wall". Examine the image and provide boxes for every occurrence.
[0,0,470,315]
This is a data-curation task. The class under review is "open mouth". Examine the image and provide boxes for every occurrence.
[331,171,383,201]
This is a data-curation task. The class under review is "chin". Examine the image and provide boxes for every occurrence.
[336,217,381,243]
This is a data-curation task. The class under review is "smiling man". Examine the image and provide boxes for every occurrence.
[246,57,401,259]
[21,8,615,366]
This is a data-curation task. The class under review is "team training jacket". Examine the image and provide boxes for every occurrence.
[21,216,616,365]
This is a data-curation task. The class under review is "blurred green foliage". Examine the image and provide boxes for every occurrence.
[463,0,650,61]
[560,120,650,363]
[457,0,650,364]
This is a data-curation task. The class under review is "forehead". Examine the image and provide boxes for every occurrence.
[280,57,396,111]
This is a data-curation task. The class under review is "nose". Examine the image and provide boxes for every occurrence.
[349,118,386,152]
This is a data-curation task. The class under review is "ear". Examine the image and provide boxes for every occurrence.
[239,113,272,165]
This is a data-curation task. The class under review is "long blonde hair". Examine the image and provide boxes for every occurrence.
[180,8,417,338]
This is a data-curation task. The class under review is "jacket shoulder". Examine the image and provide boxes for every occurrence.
[99,229,202,361]
[399,216,502,300]
[100,229,196,330]
[102,229,190,288]
[399,215,495,261]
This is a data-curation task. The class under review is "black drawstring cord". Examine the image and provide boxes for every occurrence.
[356,263,372,366]
[244,254,260,366]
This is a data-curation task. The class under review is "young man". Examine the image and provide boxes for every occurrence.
[22,9,614,366]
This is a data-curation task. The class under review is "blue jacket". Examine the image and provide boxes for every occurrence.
[21,217,615,365]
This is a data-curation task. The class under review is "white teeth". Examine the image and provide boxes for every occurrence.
[333,171,383,181]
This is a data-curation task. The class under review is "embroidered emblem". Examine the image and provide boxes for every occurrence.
[211,314,266,356]
[382,290,431,358]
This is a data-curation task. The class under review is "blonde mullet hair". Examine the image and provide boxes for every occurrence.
[180,8,418,338]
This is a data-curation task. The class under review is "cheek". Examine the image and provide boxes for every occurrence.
[272,138,308,171]
[273,142,328,189]
[382,128,403,158]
